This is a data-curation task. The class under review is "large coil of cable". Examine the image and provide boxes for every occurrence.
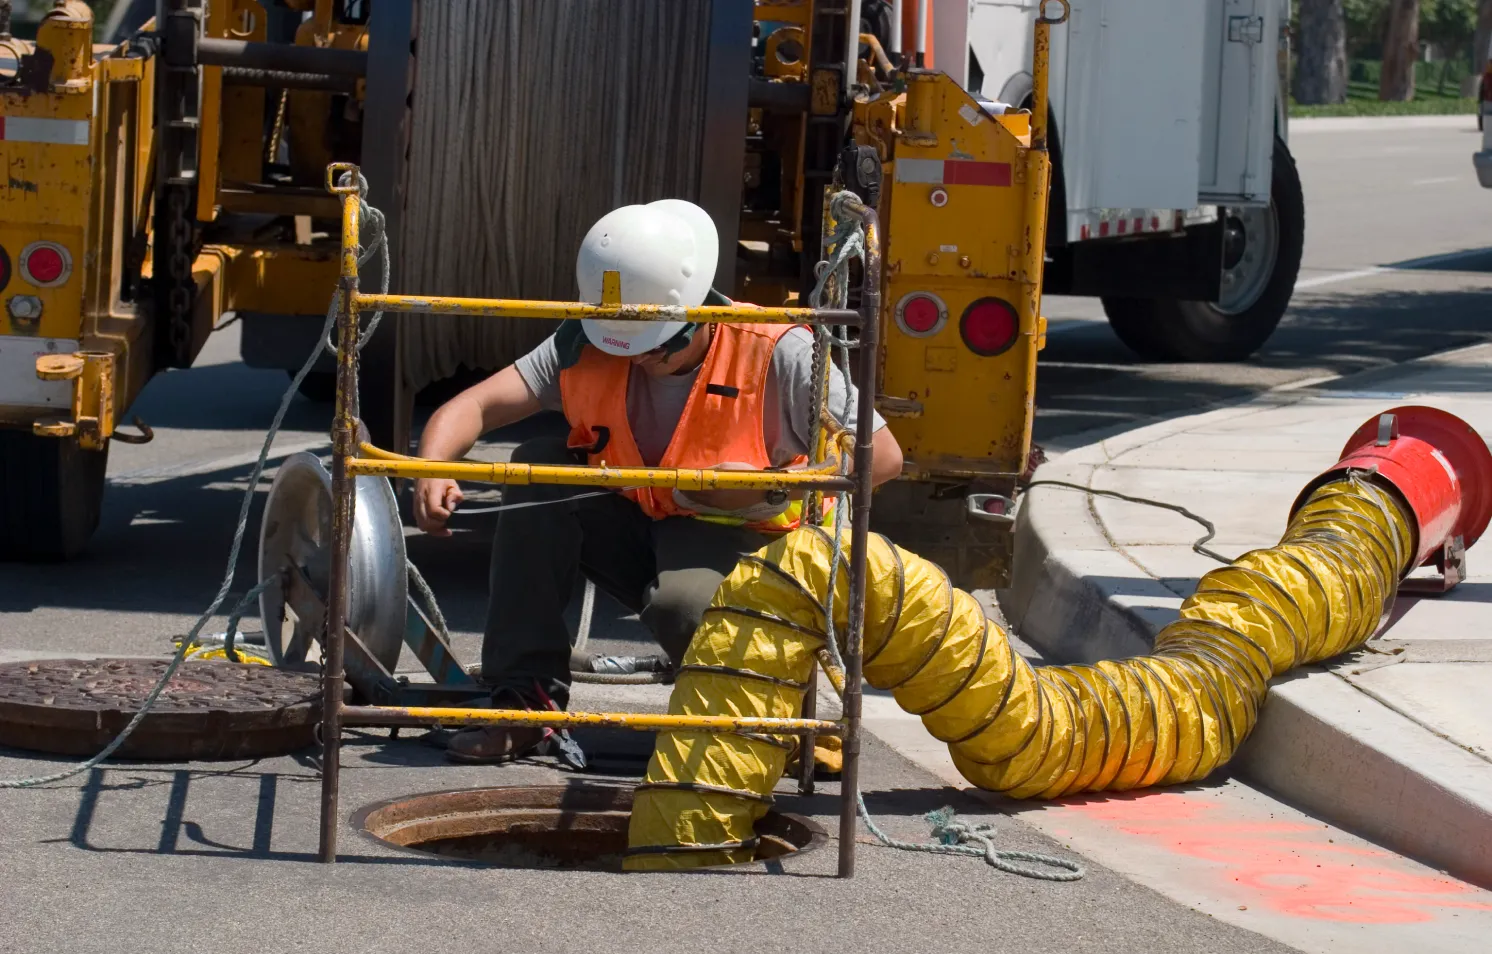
[398,0,715,392]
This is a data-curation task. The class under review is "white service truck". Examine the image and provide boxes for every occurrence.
[933,0,1301,361]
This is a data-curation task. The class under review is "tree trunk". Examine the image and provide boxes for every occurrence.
[1475,0,1492,81]
[1293,0,1349,105]
[1379,0,1420,102]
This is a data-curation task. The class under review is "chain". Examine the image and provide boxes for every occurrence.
[163,185,199,364]
[266,89,290,166]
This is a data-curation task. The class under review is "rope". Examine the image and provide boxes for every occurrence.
[322,177,389,361]
[0,171,387,789]
[856,797,1086,881]
[576,577,596,655]
[406,558,451,643]
[807,193,867,314]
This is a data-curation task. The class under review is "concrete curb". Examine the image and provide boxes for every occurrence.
[1001,387,1492,889]
[1288,114,1477,133]
[1237,669,1492,888]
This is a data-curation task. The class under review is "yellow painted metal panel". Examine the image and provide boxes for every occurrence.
[0,60,95,341]
[876,72,1043,480]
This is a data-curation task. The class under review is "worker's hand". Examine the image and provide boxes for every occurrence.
[414,478,464,537]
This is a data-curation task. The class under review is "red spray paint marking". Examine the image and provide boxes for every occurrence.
[1059,791,1492,925]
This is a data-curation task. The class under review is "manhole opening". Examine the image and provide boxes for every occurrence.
[354,783,825,872]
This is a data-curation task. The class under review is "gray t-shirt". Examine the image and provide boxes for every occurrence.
[514,326,885,468]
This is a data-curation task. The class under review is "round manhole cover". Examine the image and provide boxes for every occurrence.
[0,658,323,760]
[353,783,827,871]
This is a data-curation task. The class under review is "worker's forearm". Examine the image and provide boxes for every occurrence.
[416,394,487,462]
[417,366,542,462]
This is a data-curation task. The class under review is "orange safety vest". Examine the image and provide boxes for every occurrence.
[558,323,834,534]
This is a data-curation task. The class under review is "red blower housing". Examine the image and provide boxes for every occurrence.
[1294,406,1492,577]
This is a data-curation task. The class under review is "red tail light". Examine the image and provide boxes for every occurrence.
[959,297,1019,356]
[893,290,948,337]
[20,241,71,287]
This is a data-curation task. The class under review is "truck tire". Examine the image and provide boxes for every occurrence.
[1101,136,1304,362]
[0,430,109,561]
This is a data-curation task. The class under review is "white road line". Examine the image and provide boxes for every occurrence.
[1295,246,1492,290]
[1411,176,1460,186]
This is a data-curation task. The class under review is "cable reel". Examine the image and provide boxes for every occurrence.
[257,452,408,672]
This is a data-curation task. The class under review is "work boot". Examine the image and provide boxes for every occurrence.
[444,683,586,769]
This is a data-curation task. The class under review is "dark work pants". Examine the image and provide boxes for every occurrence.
[482,437,770,709]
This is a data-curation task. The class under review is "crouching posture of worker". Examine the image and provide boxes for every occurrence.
[413,199,903,764]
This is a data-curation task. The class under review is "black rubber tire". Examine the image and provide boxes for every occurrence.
[290,369,339,403]
[1101,136,1305,362]
[0,430,109,562]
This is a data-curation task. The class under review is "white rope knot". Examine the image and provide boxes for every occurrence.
[853,795,1087,882]
[808,190,868,311]
[324,172,391,359]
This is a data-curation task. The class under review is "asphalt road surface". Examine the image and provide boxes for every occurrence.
[1,115,1488,954]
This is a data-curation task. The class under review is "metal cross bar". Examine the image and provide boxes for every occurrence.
[341,706,843,734]
[351,292,862,327]
[318,163,879,880]
[347,456,856,492]
[350,441,853,493]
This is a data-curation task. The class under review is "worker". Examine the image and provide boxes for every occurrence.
[413,199,903,764]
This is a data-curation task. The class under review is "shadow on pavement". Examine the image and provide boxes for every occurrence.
[1036,282,1492,445]
[56,765,496,868]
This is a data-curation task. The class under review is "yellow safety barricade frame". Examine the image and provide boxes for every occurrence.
[315,162,883,878]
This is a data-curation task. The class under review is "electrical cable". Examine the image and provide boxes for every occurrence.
[1022,478,1234,565]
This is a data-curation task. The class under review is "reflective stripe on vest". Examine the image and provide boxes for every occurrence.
[558,323,829,534]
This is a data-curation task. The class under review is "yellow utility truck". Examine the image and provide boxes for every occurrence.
[0,0,1060,590]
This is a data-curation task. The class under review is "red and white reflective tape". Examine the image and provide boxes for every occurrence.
[896,158,1013,187]
[1073,208,1186,241]
[0,116,89,146]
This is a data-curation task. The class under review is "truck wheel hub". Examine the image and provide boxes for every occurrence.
[1216,203,1279,315]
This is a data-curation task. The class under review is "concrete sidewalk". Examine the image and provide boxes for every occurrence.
[1003,341,1492,889]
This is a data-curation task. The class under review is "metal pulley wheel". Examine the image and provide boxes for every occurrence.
[258,452,407,672]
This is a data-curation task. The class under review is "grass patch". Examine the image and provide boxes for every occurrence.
[1290,96,1478,117]
[1291,61,1482,117]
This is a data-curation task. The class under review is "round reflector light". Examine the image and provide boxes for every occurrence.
[903,296,940,333]
[20,242,71,287]
[893,290,948,338]
[959,297,1019,356]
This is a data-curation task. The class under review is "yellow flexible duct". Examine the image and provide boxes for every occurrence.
[625,475,1413,870]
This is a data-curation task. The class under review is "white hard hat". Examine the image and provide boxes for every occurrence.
[576,199,718,357]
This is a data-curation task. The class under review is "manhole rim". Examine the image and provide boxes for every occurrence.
[350,781,829,871]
